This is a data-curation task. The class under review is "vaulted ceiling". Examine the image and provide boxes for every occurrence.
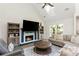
[32,3,75,20]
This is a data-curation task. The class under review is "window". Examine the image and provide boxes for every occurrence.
[49,24,63,37]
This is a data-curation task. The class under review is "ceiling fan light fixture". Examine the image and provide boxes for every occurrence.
[42,3,55,16]
[42,3,54,8]
[44,5,51,12]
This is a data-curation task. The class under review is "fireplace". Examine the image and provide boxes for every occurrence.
[20,32,36,44]
[25,35,33,41]
[20,28,39,44]
[24,32,35,43]
[20,20,39,45]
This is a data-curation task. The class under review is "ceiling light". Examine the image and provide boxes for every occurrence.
[44,5,51,12]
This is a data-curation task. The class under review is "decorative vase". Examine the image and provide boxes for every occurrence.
[8,42,14,52]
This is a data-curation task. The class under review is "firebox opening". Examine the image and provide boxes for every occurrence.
[25,35,33,41]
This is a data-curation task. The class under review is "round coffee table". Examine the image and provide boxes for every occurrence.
[34,40,52,55]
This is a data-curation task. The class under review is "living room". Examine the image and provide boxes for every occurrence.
[0,2,79,56]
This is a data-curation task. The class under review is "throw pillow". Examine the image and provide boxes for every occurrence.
[56,35,63,40]
[71,35,79,44]
[63,35,71,41]
[60,48,74,56]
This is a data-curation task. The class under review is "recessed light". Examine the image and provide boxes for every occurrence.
[64,8,69,11]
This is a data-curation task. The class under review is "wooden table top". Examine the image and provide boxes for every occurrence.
[34,40,52,49]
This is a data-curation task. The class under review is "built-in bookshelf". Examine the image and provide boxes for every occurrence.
[7,23,20,46]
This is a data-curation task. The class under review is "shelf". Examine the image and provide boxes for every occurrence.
[8,28,19,30]
[8,32,19,34]
[20,40,40,45]
[8,37,19,39]
[7,23,20,45]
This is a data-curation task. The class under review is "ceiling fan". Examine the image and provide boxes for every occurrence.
[42,3,54,8]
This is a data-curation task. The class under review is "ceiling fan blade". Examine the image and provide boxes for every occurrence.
[42,3,46,8]
[48,3,54,7]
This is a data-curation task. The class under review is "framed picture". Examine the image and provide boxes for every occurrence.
[40,26,44,34]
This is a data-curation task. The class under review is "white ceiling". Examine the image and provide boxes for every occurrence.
[32,3,75,20]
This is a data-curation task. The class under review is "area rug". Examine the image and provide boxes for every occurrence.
[23,45,61,56]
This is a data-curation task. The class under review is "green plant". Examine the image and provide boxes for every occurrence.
[51,24,63,34]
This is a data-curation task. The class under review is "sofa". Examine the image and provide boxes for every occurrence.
[0,39,24,56]
[49,35,79,56]
[49,35,71,47]
[0,39,8,55]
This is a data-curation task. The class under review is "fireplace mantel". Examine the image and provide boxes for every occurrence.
[20,30,39,44]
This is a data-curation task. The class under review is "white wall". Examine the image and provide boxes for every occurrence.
[75,3,79,15]
[74,4,79,35]
[44,17,74,39]
[36,3,75,39]
[0,3,43,42]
